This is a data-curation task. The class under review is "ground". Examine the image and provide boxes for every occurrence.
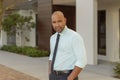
[0,64,40,80]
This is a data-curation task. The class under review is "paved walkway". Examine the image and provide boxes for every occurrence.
[0,50,119,80]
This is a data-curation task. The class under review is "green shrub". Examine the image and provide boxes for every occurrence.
[0,45,9,51]
[0,45,49,57]
[113,62,120,78]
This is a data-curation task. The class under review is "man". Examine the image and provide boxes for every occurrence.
[49,11,87,80]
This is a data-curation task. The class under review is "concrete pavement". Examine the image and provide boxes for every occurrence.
[0,50,119,80]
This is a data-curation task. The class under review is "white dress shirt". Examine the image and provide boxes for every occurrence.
[49,26,87,70]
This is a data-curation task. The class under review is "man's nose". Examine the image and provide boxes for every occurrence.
[55,23,59,26]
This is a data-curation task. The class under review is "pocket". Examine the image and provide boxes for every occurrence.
[49,73,52,80]
[74,76,78,80]
[49,73,56,80]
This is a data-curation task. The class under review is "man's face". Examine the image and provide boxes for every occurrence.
[52,14,66,33]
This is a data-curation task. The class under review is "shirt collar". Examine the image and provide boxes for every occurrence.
[57,25,68,36]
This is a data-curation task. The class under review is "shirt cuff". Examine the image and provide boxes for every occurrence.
[75,61,87,68]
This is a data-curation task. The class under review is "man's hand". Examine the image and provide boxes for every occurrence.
[67,66,82,80]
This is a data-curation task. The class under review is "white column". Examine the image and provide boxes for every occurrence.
[1,30,7,46]
[76,0,98,65]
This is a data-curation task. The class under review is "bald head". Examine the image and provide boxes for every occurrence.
[51,11,67,33]
[52,11,65,19]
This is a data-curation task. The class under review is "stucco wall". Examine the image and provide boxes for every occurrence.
[98,3,120,62]
[1,30,7,46]
[76,0,120,65]
[17,10,36,47]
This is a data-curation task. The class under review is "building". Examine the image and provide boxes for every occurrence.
[76,0,120,64]
[1,0,120,65]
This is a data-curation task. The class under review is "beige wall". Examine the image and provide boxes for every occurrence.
[98,3,120,62]
[76,0,120,65]
[17,10,36,47]
[0,10,36,47]
[1,30,7,46]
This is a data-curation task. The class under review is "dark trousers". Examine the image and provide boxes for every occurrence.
[49,72,78,80]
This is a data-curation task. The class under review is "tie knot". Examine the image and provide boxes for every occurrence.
[57,33,60,37]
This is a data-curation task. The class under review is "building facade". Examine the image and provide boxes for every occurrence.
[77,0,120,64]
[1,0,120,65]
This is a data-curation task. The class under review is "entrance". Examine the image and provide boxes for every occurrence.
[98,10,106,56]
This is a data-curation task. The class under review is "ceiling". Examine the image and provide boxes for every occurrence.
[3,0,27,8]
[53,0,120,6]
[98,0,120,5]
[52,0,75,6]
[4,0,120,10]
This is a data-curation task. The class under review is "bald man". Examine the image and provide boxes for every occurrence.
[49,11,87,80]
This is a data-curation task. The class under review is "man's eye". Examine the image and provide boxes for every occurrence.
[52,21,56,23]
[58,20,62,22]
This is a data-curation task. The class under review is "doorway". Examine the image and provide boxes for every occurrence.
[98,10,106,56]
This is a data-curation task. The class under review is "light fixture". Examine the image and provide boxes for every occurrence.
[28,0,32,1]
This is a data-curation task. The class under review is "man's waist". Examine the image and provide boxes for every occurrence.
[52,70,73,75]
[53,65,74,70]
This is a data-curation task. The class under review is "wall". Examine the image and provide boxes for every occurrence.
[98,3,120,62]
[17,10,36,47]
[1,30,7,46]
[37,0,52,51]
[77,0,120,64]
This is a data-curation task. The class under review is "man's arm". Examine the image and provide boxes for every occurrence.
[68,66,82,80]
[69,35,87,80]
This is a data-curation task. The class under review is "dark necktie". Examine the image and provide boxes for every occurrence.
[51,33,60,71]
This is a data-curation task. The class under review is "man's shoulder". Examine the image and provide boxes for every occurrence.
[50,32,57,39]
[67,28,79,36]
[67,28,83,39]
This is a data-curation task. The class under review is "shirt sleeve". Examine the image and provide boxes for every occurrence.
[49,37,53,61]
[72,34,87,68]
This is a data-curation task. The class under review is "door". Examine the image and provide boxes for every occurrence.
[98,10,106,56]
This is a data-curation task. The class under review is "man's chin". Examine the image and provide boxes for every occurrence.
[57,30,62,33]
[56,30,61,33]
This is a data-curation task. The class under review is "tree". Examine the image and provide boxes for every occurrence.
[0,0,4,29]
[1,13,35,45]
[0,0,27,29]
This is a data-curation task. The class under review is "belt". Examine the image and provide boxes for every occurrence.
[52,70,72,76]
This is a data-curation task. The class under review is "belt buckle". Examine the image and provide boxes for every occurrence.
[63,70,72,74]
[63,70,69,73]
[56,71,59,75]
[54,70,72,75]
[54,71,59,75]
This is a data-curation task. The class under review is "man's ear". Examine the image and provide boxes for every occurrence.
[64,17,67,23]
